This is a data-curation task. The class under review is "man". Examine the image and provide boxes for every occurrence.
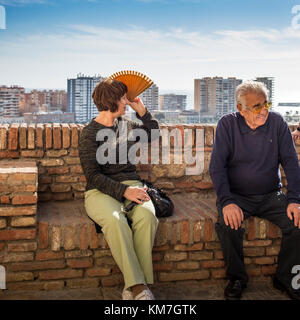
[292,122,300,141]
[209,81,300,300]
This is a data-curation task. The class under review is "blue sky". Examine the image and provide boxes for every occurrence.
[1,0,300,105]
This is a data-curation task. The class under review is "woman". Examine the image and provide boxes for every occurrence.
[78,78,159,300]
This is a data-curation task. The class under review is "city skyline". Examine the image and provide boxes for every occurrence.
[0,0,300,106]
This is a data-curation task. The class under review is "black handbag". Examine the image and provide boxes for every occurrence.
[122,180,174,218]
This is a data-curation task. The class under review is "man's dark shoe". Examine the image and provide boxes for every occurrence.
[273,276,300,301]
[224,280,247,300]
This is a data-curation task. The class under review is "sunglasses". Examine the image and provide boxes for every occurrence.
[241,101,272,115]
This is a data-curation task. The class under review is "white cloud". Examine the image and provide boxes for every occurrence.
[0,0,49,5]
[1,24,300,104]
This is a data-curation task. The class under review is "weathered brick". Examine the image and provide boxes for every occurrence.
[7,241,37,252]
[50,184,71,193]
[261,265,277,275]
[204,219,213,241]
[47,167,69,175]
[266,246,280,256]
[0,229,36,241]
[246,267,261,276]
[215,251,223,259]
[153,263,174,271]
[70,125,79,148]
[164,252,187,262]
[39,269,83,280]
[51,225,62,251]
[95,256,116,266]
[66,278,99,289]
[8,260,66,272]
[69,149,79,157]
[159,270,210,282]
[40,159,64,167]
[46,150,68,158]
[27,124,35,149]
[243,240,272,247]
[36,250,64,261]
[0,218,7,229]
[202,260,225,268]
[176,261,199,270]
[55,175,78,183]
[21,150,44,158]
[211,269,226,279]
[8,123,19,150]
[62,124,71,149]
[180,221,190,244]
[45,124,52,149]
[204,242,221,250]
[53,192,73,201]
[0,205,36,217]
[152,245,171,252]
[6,272,34,282]
[11,216,36,227]
[79,224,89,250]
[101,274,124,287]
[3,252,34,263]
[1,195,10,204]
[189,251,214,260]
[63,157,80,165]
[66,257,93,268]
[0,125,8,149]
[65,249,93,259]
[12,194,37,205]
[63,225,77,250]
[36,124,44,148]
[85,267,112,277]
[244,247,265,257]
[6,281,45,291]
[0,150,19,158]
[70,165,83,174]
[254,257,274,265]
[193,221,202,242]
[53,125,62,149]
[247,218,256,240]
[90,225,100,249]
[268,222,280,238]
[0,242,5,251]
[174,243,204,251]
[38,222,49,249]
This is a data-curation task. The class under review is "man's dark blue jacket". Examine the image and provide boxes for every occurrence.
[209,111,300,209]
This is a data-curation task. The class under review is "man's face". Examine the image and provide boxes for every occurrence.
[238,92,269,129]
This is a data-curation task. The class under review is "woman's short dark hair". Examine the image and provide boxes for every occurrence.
[92,79,128,112]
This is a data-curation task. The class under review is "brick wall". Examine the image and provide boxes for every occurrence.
[0,122,299,291]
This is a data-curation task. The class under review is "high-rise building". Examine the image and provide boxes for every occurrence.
[22,90,67,114]
[67,74,105,123]
[139,84,159,111]
[255,77,275,103]
[159,94,187,111]
[194,77,242,121]
[0,86,25,118]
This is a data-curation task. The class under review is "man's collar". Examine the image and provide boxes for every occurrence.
[237,112,269,134]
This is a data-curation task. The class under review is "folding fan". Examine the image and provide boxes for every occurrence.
[108,70,153,102]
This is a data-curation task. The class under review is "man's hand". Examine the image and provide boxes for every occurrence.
[127,97,147,118]
[287,203,300,229]
[124,186,150,204]
[292,129,300,142]
[222,203,244,230]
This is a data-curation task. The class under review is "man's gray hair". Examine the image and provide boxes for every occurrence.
[235,81,270,105]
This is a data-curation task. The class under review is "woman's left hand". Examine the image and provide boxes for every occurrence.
[127,97,147,117]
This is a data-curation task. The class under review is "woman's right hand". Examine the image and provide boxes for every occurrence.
[124,186,150,204]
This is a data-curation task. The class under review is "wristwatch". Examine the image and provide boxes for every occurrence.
[297,127,300,132]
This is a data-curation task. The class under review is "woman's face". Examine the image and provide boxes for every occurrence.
[116,93,129,116]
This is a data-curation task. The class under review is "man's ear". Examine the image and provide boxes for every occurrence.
[237,104,243,113]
